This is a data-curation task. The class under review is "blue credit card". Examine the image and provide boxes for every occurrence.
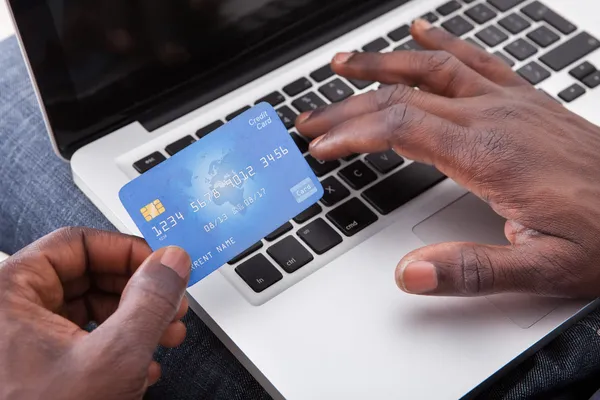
[119,103,323,286]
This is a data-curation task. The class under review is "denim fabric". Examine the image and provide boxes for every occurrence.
[1,35,600,399]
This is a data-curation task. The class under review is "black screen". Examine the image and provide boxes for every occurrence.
[10,0,405,157]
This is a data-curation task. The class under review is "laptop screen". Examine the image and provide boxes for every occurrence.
[11,0,405,157]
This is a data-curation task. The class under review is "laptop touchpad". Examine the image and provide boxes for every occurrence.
[412,193,562,329]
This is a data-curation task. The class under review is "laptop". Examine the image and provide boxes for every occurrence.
[8,0,600,398]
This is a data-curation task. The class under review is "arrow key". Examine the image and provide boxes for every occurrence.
[365,150,404,173]
[320,176,351,207]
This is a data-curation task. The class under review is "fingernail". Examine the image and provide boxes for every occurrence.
[399,261,438,294]
[412,18,432,31]
[296,111,312,124]
[310,135,325,148]
[333,52,354,64]
[160,246,191,279]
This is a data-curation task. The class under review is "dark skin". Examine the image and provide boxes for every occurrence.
[3,18,600,400]
[0,227,191,399]
[297,19,600,297]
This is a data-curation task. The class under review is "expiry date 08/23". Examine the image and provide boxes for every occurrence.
[203,187,267,233]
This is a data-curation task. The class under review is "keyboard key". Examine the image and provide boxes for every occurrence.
[394,40,424,51]
[290,131,309,153]
[326,198,378,237]
[498,13,530,34]
[388,24,411,42]
[465,37,485,49]
[569,61,597,81]
[276,106,298,129]
[363,37,390,52]
[582,71,600,88]
[196,120,223,139]
[504,38,537,61]
[558,84,586,102]
[265,222,293,242]
[310,65,334,82]
[487,0,524,12]
[436,1,462,16]
[235,254,282,293]
[292,92,327,113]
[420,12,439,23]
[226,106,251,121]
[293,203,323,224]
[365,150,404,173]
[256,91,285,107]
[465,4,497,24]
[305,155,341,177]
[297,218,343,255]
[339,160,377,190]
[319,78,354,103]
[517,61,551,85]
[228,242,264,265]
[343,154,360,162]
[540,32,600,72]
[165,135,195,156]
[320,176,351,207]
[442,15,475,36]
[527,25,559,48]
[362,163,446,215]
[476,25,509,47]
[493,51,515,67]
[348,79,374,90]
[521,1,576,34]
[133,152,166,174]
[284,77,312,96]
[267,236,314,273]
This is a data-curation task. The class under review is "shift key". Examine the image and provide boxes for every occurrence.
[539,32,600,72]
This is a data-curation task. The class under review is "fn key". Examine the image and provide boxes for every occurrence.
[235,254,283,293]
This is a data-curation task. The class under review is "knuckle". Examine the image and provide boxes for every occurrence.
[458,246,495,294]
[375,84,414,108]
[425,51,456,73]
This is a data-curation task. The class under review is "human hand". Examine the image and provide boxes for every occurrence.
[296,20,600,298]
[0,228,191,399]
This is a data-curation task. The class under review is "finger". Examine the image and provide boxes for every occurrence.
[93,274,130,295]
[95,246,191,356]
[148,362,161,386]
[330,50,497,98]
[65,293,121,327]
[174,296,189,322]
[309,103,462,164]
[410,19,526,87]
[296,84,464,138]
[3,228,152,310]
[159,321,187,348]
[395,237,585,297]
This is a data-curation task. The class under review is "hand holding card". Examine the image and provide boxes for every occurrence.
[119,103,323,287]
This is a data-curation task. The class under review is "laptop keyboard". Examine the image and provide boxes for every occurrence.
[132,0,600,301]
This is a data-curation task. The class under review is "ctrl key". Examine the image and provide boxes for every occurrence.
[235,254,283,293]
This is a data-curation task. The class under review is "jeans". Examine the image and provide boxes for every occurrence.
[1,35,600,400]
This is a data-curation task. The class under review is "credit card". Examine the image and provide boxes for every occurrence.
[119,103,323,286]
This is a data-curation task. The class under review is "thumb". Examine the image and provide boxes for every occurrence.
[395,241,558,296]
[98,246,191,354]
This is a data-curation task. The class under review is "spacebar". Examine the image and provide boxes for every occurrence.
[361,162,446,215]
